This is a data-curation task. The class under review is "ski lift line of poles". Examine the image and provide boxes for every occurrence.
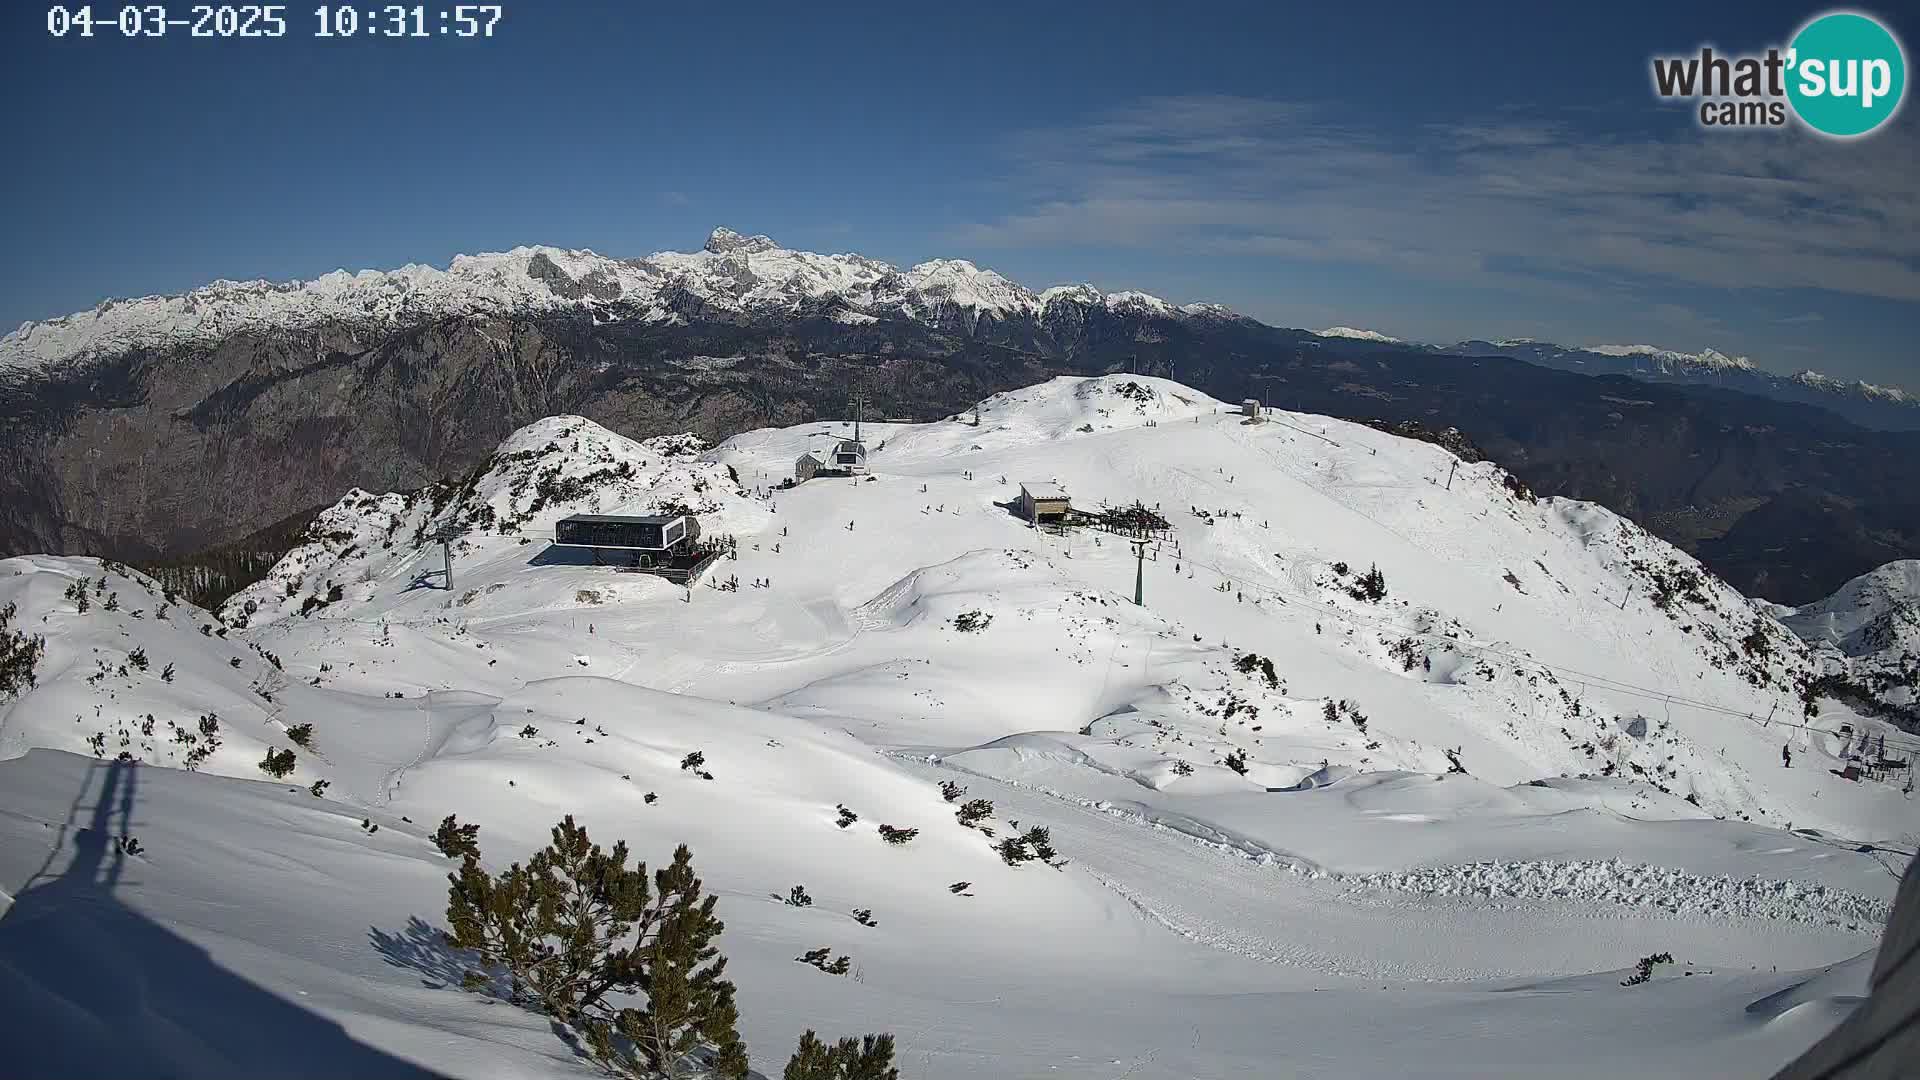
[1257,414,1342,448]
[1167,549,1920,758]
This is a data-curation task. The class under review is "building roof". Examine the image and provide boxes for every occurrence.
[796,451,822,464]
[834,439,867,454]
[556,513,686,525]
[1020,481,1069,501]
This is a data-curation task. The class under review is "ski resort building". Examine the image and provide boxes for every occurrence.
[553,513,699,558]
[1018,482,1072,524]
[794,452,825,483]
[550,512,717,583]
[1242,398,1261,418]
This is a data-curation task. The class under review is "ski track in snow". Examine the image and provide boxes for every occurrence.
[1342,859,1892,931]
[892,749,1892,979]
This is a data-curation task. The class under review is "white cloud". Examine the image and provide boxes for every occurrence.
[956,96,1920,304]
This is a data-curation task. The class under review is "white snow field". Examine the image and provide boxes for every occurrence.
[1,375,1913,1079]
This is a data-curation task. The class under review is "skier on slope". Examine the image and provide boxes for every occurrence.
[1782,744,1792,768]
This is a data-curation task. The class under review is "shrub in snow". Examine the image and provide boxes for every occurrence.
[876,825,918,845]
[996,836,1034,866]
[952,610,992,633]
[1223,749,1249,775]
[1171,760,1194,776]
[997,826,1063,867]
[127,647,149,671]
[519,724,540,739]
[259,747,297,779]
[444,816,749,1079]
[794,947,851,976]
[1347,564,1387,603]
[852,908,876,928]
[1621,951,1674,987]
[0,603,47,699]
[433,814,481,860]
[64,579,90,613]
[783,1031,899,1080]
[955,798,993,829]
[308,779,330,797]
[785,885,814,908]
[160,662,175,683]
[286,723,314,748]
[103,592,120,612]
[1022,826,1059,864]
[1233,652,1279,689]
[115,835,143,856]
[948,881,973,895]
[835,804,859,828]
[939,780,966,803]
[681,750,706,772]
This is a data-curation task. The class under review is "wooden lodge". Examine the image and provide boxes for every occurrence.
[1018,481,1071,524]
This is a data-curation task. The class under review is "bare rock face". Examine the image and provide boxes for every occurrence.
[0,309,1074,561]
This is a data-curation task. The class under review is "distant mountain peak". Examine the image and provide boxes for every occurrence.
[1583,344,1756,372]
[703,226,780,255]
[1319,326,1403,343]
[1791,369,1911,404]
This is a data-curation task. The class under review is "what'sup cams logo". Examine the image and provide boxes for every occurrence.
[1651,10,1907,137]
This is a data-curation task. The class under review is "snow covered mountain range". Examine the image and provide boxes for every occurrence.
[1435,337,1917,427]
[1,376,1913,1078]
[5,227,1906,424]
[0,228,1243,377]
[5,227,1919,621]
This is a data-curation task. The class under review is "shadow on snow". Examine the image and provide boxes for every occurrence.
[0,758,447,1079]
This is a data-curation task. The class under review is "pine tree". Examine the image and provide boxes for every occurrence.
[432,814,481,859]
[955,798,993,829]
[444,818,747,1078]
[783,1031,899,1080]
[0,603,47,699]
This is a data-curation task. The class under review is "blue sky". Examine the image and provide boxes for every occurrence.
[3,1,1915,387]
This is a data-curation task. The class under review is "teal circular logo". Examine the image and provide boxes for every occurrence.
[1787,11,1907,137]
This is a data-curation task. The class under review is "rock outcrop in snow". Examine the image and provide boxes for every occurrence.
[219,416,759,629]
